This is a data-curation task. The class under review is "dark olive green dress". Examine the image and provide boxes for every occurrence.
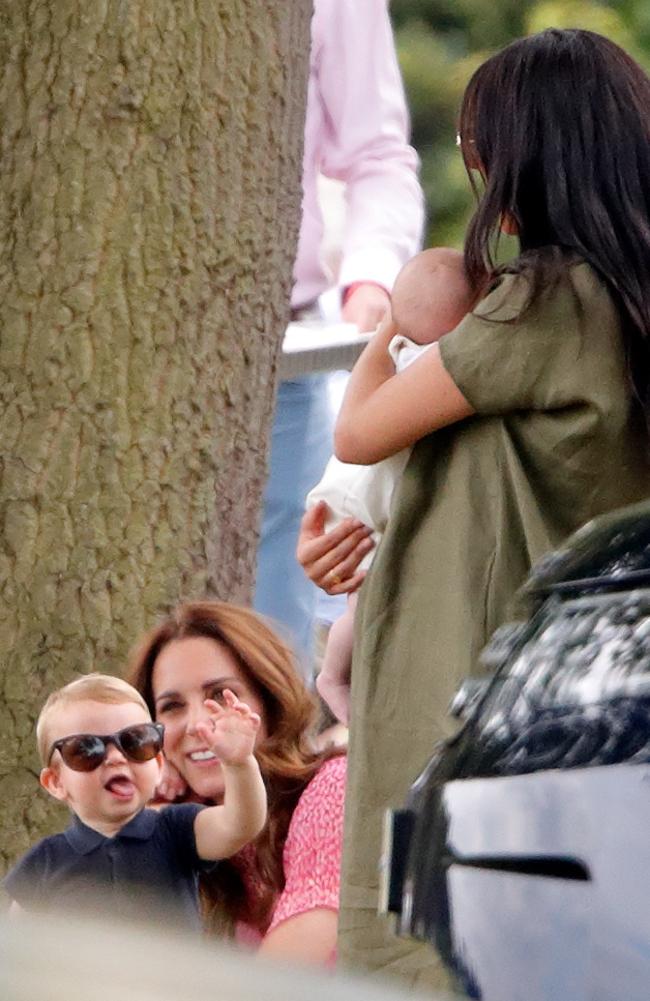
[338,262,650,989]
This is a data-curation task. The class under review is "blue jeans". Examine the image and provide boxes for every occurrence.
[254,376,333,676]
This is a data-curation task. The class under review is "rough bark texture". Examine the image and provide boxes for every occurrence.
[0,0,312,869]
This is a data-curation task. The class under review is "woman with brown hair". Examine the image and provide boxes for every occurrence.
[128,601,345,964]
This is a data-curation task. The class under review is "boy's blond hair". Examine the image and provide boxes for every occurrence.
[37,673,150,766]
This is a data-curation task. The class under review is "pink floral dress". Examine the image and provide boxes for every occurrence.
[234,755,346,952]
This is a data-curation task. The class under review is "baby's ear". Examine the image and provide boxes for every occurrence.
[40,765,67,802]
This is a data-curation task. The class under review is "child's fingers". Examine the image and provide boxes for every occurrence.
[205,691,254,718]
[194,720,214,744]
[203,697,225,716]
[221,688,238,709]
[203,690,238,715]
[221,690,257,721]
[199,700,259,744]
[235,706,261,731]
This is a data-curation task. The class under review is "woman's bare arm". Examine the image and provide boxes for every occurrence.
[335,317,474,464]
[258,909,338,965]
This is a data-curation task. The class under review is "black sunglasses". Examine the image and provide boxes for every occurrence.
[47,722,164,772]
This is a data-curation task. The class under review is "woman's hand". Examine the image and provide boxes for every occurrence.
[156,759,188,803]
[368,312,399,347]
[296,501,374,595]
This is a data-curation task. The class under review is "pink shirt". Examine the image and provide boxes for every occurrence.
[234,755,346,948]
[292,0,424,308]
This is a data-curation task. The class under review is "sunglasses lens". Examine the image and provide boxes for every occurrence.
[118,724,162,762]
[60,735,107,772]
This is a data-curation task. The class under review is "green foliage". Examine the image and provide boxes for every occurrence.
[393,0,650,248]
[527,2,638,54]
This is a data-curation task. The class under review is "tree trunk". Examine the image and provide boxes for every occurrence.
[0,0,312,868]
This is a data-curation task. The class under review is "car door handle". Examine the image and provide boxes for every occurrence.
[443,852,590,881]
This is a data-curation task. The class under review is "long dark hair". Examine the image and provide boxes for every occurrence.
[128,601,340,933]
[459,28,650,420]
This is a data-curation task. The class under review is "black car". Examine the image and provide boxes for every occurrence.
[384,500,650,1001]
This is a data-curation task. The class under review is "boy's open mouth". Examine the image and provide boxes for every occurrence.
[104,775,136,799]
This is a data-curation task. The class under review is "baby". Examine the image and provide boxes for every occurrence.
[4,673,266,929]
[307,248,475,723]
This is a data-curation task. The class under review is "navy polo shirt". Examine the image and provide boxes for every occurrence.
[4,805,208,931]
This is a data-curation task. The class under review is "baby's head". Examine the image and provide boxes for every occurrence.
[38,673,163,833]
[391,247,474,345]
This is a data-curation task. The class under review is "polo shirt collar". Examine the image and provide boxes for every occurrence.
[64,809,158,855]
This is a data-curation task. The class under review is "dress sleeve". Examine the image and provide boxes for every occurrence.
[438,268,604,415]
[267,755,346,933]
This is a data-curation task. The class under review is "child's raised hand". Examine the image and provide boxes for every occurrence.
[195,689,261,766]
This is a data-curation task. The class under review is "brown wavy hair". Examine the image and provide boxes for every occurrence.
[128,600,339,933]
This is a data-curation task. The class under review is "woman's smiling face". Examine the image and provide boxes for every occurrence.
[152,636,267,802]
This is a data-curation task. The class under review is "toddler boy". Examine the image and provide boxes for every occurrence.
[307,248,475,723]
[4,673,266,930]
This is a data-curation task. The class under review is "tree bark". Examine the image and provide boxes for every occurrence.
[0,0,312,868]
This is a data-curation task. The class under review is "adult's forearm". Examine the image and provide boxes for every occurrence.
[335,332,475,464]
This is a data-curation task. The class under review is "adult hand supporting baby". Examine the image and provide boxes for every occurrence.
[296,502,374,595]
